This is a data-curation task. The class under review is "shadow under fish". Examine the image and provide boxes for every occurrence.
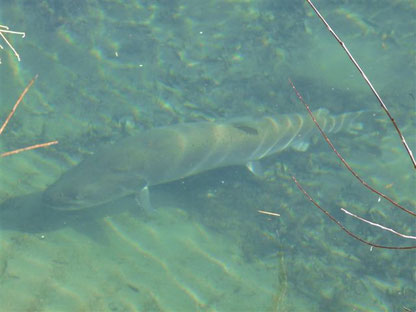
[0,191,138,240]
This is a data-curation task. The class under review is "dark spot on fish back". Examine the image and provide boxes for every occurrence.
[126,283,140,293]
[232,123,259,135]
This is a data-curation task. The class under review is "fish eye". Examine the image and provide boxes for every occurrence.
[64,188,79,199]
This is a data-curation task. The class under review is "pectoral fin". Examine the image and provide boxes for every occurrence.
[291,141,310,152]
[136,185,154,212]
[246,160,264,177]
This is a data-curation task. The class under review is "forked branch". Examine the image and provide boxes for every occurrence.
[0,24,25,64]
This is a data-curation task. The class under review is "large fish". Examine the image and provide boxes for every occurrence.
[42,109,363,211]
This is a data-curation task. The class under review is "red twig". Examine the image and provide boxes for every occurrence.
[292,176,416,250]
[289,79,415,217]
[306,0,415,169]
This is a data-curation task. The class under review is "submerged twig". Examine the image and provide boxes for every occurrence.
[1,141,58,157]
[1,75,58,157]
[292,176,415,250]
[0,74,38,135]
[340,208,416,241]
[289,79,415,217]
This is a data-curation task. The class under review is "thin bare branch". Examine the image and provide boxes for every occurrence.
[306,0,415,169]
[341,208,416,240]
[0,74,38,135]
[1,141,58,157]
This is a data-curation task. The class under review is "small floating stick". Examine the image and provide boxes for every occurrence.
[258,210,280,217]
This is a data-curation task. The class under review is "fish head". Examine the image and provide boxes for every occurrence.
[42,178,94,210]
[42,158,147,211]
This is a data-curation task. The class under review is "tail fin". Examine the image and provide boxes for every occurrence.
[314,108,370,135]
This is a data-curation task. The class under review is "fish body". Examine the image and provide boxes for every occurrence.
[42,109,362,210]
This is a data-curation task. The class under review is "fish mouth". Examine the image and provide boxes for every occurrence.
[42,189,106,211]
[44,202,84,211]
[42,198,79,211]
[42,191,80,211]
